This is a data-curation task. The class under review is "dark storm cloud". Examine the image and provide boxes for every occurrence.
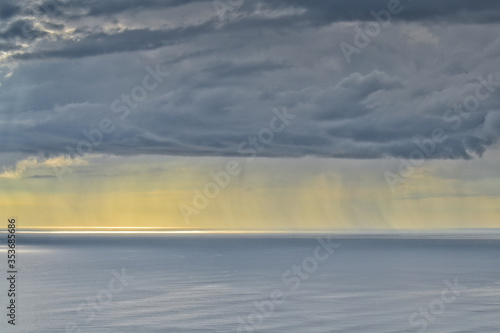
[12,22,213,60]
[0,20,48,41]
[30,0,500,23]
[0,1,19,19]
[35,0,206,19]
[0,0,500,163]
[264,0,500,23]
[5,0,500,61]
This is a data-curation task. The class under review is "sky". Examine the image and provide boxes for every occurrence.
[0,0,499,231]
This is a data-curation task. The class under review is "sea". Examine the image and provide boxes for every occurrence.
[1,232,499,332]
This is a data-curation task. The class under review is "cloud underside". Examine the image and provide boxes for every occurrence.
[0,0,500,162]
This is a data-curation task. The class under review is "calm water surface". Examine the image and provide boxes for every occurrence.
[1,233,499,332]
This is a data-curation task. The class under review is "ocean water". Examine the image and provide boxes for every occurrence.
[1,233,500,332]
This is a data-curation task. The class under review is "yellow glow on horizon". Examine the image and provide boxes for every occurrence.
[0,155,498,231]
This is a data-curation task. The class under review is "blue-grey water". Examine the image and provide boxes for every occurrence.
[1,233,500,332]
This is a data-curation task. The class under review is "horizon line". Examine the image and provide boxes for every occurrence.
[2,227,500,235]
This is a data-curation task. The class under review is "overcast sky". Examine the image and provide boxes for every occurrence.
[1,0,499,230]
[1,0,499,162]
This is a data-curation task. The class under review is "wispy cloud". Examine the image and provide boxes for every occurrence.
[0,155,88,179]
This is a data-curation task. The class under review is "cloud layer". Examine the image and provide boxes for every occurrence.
[1,0,500,164]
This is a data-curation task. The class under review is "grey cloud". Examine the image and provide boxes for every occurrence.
[0,19,48,41]
[30,0,500,23]
[314,70,404,120]
[35,0,206,19]
[41,21,65,31]
[264,0,500,23]
[0,1,19,19]
[0,1,500,163]
[6,0,500,61]
[0,41,21,51]
[203,61,291,79]
[12,23,213,60]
